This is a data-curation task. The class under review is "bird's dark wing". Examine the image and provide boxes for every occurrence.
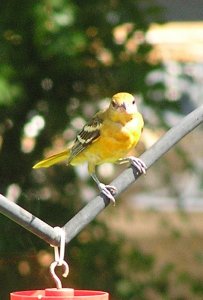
[68,114,103,162]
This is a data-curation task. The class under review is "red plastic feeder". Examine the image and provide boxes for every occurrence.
[10,288,109,299]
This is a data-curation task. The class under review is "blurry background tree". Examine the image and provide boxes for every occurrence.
[0,0,203,299]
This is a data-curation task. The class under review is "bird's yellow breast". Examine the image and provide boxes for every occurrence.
[71,112,143,167]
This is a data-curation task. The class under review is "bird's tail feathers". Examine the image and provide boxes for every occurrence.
[33,149,69,169]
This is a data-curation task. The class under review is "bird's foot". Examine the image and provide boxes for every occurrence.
[119,156,147,174]
[98,183,117,205]
[127,156,147,174]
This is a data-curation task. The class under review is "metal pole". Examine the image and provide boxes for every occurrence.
[0,105,203,246]
[62,105,203,243]
[0,194,60,245]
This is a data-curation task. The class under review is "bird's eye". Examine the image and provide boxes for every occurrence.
[112,101,116,108]
[132,99,136,105]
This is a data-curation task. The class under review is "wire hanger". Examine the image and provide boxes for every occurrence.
[50,227,69,289]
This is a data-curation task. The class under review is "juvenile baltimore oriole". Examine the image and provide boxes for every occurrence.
[33,92,146,203]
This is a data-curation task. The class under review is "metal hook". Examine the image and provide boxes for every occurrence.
[49,227,69,289]
[50,260,69,289]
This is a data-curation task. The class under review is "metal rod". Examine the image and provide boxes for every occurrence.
[0,194,60,245]
[63,105,203,243]
[0,105,202,246]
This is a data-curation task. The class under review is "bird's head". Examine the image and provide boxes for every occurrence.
[110,92,138,115]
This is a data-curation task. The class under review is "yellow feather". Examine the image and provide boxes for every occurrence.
[33,92,144,172]
[33,150,69,168]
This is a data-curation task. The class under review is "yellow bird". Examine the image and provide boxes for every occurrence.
[33,92,146,203]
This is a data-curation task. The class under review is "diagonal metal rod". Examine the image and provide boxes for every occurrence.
[0,105,203,246]
[63,105,203,243]
[0,194,59,245]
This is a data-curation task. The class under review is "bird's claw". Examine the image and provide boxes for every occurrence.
[128,156,147,174]
[98,183,117,204]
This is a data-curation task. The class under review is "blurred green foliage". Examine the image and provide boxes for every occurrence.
[0,0,202,299]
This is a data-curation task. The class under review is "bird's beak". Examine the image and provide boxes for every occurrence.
[111,101,127,112]
[117,102,127,112]
[120,102,126,110]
